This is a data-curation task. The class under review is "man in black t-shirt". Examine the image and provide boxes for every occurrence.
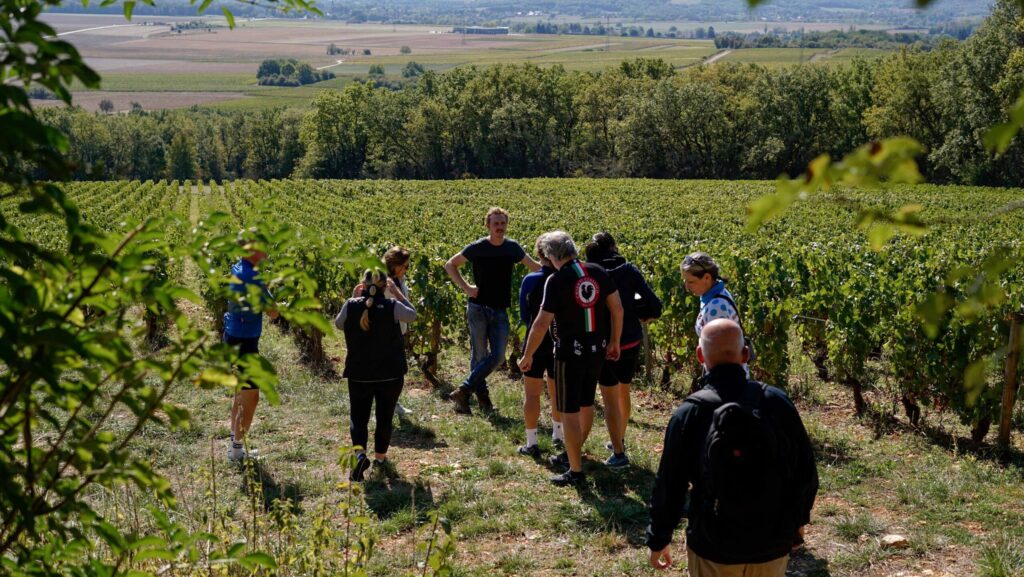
[445,207,541,415]
[519,231,623,486]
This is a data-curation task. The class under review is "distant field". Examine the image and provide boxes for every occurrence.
[85,73,257,92]
[718,46,892,67]
[38,13,894,112]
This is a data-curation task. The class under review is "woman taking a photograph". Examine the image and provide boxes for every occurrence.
[384,246,414,417]
[335,268,417,481]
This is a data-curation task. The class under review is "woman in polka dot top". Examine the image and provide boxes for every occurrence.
[680,252,740,336]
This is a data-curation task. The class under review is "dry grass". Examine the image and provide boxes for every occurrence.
[102,318,1024,576]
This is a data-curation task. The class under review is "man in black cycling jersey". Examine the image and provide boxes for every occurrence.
[519,231,624,486]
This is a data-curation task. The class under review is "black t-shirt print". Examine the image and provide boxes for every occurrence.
[461,237,527,309]
[541,260,618,360]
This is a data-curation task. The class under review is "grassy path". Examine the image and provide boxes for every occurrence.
[119,245,1024,577]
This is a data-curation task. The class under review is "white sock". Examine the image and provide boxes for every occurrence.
[552,421,564,441]
[526,428,538,447]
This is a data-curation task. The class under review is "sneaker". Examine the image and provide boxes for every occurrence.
[395,402,412,417]
[604,452,630,469]
[552,437,565,450]
[605,440,627,452]
[350,453,371,482]
[227,442,246,462]
[548,451,569,470]
[518,444,541,459]
[476,389,494,413]
[550,470,585,487]
[449,389,472,415]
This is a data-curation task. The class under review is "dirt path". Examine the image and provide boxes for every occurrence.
[56,24,134,37]
[703,49,732,65]
[809,48,841,63]
[316,59,344,70]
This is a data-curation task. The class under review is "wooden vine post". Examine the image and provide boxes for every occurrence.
[997,311,1023,452]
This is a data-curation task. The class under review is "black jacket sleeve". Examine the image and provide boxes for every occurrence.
[632,265,662,319]
[646,403,696,551]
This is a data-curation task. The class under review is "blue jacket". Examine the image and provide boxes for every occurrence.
[224,259,273,338]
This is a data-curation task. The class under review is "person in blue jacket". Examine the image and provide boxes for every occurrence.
[225,243,278,461]
[516,237,562,458]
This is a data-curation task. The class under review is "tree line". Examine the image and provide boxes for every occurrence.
[712,28,960,50]
[40,0,1022,185]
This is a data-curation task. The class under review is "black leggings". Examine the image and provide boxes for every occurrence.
[348,378,404,455]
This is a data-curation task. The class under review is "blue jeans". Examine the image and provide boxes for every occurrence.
[460,302,510,393]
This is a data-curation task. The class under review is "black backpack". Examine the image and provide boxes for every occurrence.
[687,381,786,543]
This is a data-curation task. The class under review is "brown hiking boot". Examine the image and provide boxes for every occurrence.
[476,389,494,413]
[449,388,472,415]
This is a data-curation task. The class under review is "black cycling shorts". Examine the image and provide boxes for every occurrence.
[224,333,260,390]
[599,344,640,387]
[524,351,556,379]
[554,355,604,414]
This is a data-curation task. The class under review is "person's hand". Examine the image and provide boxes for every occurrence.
[793,525,806,550]
[385,277,405,300]
[650,547,671,570]
[465,285,479,299]
[518,354,533,373]
[606,342,621,362]
[352,283,365,298]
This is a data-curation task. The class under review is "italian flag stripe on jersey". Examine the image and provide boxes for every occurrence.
[571,260,596,333]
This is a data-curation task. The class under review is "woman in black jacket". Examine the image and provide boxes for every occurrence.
[334,269,417,481]
[585,232,662,468]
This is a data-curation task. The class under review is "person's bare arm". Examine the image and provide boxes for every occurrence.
[521,254,542,273]
[518,311,554,372]
[606,290,623,361]
[444,253,478,298]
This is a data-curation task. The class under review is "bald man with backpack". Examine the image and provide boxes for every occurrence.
[647,319,818,576]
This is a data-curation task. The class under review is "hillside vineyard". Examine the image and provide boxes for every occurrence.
[5,178,1022,434]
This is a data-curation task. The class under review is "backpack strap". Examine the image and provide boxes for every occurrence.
[684,387,721,408]
[737,380,768,414]
[686,381,767,411]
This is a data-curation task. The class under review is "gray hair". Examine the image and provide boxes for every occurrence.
[538,230,577,262]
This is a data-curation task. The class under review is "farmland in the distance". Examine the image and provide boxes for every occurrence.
[36,13,898,112]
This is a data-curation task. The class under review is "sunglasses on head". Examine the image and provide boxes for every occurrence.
[683,257,709,277]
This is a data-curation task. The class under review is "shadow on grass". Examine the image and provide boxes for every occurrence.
[241,458,305,513]
[789,547,833,577]
[392,414,449,450]
[364,475,436,521]
[918,423,1024,468]
[549,454,658,547]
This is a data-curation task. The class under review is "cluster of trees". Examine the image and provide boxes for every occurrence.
[44,1,1022,185]
[714,28,954,50]
[327,43,356,55]
[257,58,335,87]
[364,62,427,82]
[512,21,715,39]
